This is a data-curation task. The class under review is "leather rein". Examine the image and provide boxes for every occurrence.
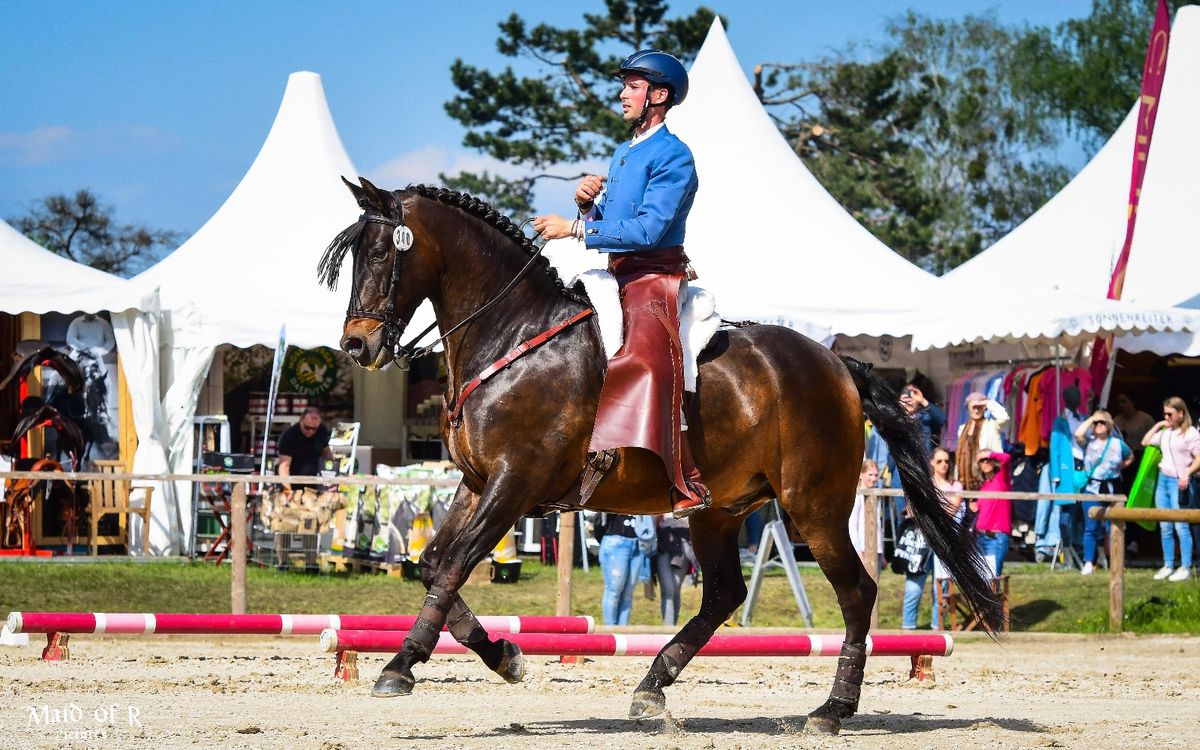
[345,208,594,427]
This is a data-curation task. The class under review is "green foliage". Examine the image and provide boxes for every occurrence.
[763,13,1070,273]
[1011,0,1189,149]
[11,189,179,277]
[443,0,720,214]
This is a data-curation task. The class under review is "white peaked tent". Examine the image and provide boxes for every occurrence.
[939,6,1200,353]
[0,219,153,315]
[136,71,361,349]
[130,71,363,553]
[544,17,938,342]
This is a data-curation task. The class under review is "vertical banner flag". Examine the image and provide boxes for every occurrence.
[260,324,288,480]
[1092,0,1171,404]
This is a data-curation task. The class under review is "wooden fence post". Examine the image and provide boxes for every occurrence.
[1108,519,1125,633]
[863,492,880,629]
[556,512,576,617]
[231,482,247,615]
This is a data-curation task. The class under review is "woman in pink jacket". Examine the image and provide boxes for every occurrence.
[974,450,1012,576]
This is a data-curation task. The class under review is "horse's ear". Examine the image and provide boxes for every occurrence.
[342,176,369,210]
[357,176,389,213]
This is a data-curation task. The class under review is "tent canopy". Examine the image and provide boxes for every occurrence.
[135,72,361,349]
[0,219,154,315]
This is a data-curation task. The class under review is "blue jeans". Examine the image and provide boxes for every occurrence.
[1155,472,1193,569]
[743,507,765,549]
[902,569,927,629]
[599,535,645,625]
[976,532,1010,576]
[1034,499,1061,553]
[1082,499,1109,564]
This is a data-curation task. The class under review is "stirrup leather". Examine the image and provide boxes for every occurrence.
[579,449,619,506]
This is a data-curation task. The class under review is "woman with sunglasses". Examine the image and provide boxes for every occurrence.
[900,448,963,629]
[1142,397,1200,581]
[1073,410,1133,576]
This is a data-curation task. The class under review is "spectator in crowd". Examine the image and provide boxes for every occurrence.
[956,392,1010,491]
[850,460,884,570]
[900,383,947,453]
[900,448,963,629]
[1074,410,1134,576]
[1142,397,1200,582]
[975,450,1012,576]
[276,407,332,497]
[597,513,657,624]
[654,514,697,626]
[1113,392,1156,454]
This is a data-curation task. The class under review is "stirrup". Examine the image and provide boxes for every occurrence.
[580,449,618,506]
[671,482,711,519]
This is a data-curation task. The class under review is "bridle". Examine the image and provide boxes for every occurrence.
[344,207,547,370]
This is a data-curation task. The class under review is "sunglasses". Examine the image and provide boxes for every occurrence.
[932,458,949,464]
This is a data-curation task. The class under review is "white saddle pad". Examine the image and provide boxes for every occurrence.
[570,268,721,392]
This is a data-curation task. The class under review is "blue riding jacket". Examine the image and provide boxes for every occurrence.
[583,125,698,252]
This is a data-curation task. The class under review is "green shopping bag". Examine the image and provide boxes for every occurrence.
[1126,445,1161,532]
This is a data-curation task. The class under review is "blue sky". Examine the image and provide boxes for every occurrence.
[1,1,1097,241]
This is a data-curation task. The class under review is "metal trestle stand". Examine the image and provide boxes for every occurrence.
[740,500,813,627]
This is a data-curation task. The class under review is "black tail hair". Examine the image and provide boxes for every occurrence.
[841,356,1006,635]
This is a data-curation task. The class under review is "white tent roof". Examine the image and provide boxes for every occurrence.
[136,71,360,348]
[0,218,153,315]
[930,6,1200,354]
[545,17,937,342]
[943,6,1200,307]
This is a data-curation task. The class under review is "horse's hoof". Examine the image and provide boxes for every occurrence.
[802,713,841,735]
[371,670,415,698]
[495,639,526,684]
[629,687,667,719]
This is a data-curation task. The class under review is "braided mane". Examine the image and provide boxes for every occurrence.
[317,184,588,306]
[406,184,588,305]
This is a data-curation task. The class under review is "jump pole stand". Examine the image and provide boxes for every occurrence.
[741,500,813,627]
[231,482,247,615]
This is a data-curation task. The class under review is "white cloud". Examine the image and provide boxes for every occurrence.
[0,124,177,166]
[0,125,76,165]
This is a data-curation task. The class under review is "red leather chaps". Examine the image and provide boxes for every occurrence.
[588,246,691,500]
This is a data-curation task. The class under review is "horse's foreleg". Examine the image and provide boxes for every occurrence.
[793,513,875,735]
[630,512,744,719]
[371,480,528,697]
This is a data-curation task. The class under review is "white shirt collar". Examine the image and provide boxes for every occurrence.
[630,122,665,148]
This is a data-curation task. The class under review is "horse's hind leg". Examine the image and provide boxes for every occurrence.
[629,510,745,719]
[792,511,876,735]
[372,482,526,697]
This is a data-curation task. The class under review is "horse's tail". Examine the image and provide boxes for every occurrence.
[840,356,1006,635]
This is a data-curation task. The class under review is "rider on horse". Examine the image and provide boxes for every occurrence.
[535,50,710,519]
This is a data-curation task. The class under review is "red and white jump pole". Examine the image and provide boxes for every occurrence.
[320,630,953,658]
[5,612,594,661]
[320,630,953,682]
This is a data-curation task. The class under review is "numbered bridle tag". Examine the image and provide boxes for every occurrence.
[393,225,414,252]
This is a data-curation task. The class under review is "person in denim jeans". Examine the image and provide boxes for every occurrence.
[1074,410,1133,576]
[597,514,655,624]
[901,448,964,629]
[1142,397,1200,582]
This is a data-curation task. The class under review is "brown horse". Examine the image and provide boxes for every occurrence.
[320,177,1002,735]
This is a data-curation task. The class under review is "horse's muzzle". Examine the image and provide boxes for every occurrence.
[341,321,394,370]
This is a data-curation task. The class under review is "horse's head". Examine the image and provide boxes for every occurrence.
[320,177,437,370]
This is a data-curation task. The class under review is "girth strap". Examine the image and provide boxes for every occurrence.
[446,308,595,428]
